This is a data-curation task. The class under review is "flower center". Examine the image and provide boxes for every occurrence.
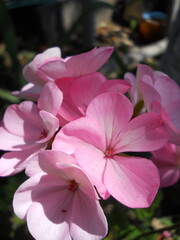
[68,180,79,192]
[105,148,114,158]
[61,180,78,214]
[39,129,47,140]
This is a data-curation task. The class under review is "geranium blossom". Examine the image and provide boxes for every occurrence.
[124,71,142,106]
[55,72,131,121]
[53,92,168,208]
[125,64,180,145]
[0,82,62,176]
[151,143,180,187]
[37,46,114,81]
[13,47,61,100]
[13,46,114,100]
[139,65,180,145]
[125,64,180,108]
[13,151,108,240]
[1,45,179,240]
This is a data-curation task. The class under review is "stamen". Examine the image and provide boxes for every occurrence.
[39,129,47,140]
[105,148,114,158]
[61,209,67,213]
[68,180,79,192]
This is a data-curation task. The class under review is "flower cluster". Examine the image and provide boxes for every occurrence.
[0,47,180,240]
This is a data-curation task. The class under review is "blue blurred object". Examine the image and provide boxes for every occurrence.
[142,11,167,20]
[4,0,63,9]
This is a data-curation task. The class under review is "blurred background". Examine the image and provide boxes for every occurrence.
[0,0,180,239]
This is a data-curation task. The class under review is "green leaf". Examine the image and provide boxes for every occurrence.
[0,88,20,103]
[161,217,173,226]
[133,100,144,118]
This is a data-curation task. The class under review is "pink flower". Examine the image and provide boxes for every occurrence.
[124,71,142,106]
[53,93,168,208]
[13,47,114,100]
[13,47,61,100]
[139,65,180,145]
[13,151,108,240]
[125,64,180,145]
[55,72,131,122]
[23,47,61,86]
[138,64,180,110]
[38,82,63,117]
[0,83,62,176]
[38,46,114,81]
[162,231,171,238]
[151,143,180,187]
[151,100,180,145]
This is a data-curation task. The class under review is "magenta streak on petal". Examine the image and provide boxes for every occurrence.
[38,129,47,140]
[61,209,67,213]
[68,180,79,192]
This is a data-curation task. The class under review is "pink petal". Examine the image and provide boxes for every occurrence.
[14,174,72,240]
[25,154,45,177]
[115,112,168,153]
[98,79,131,95]
[151,144,180,187]
[65,46,114,77]
[13,162,106,240]
[70,193,108,240]
[152,143,177,165]
[40,47,61,58]
[39,111,59,142]
[124,72,138,104]
[140,77,162,112]
[38,47,113,80]
[12,83,42,101]
[125,64,153,105]
[153,71,180,107]
[74,147,110,199]
[138,64,180,110]
[27,202,71,240]
[151,101,180,145]
[26,168,105,240]
[103,156,160,208]
[38,155,99,200]
[23,64,45,86]
[86,93,133,147]
[29,175,71,220]
[0,126,33,150]
[38,82,63,116]
[137,64,154,81]
[70,73,106,115]
[3,101,43,140]
[0,146,45,176]
[37,59,67,81]
[165,123,180,146]
[166,99,180,131]
[157,167,180,188]
[13,173,44,219]
[23,47,61,85]
[56,77,82,121]
[36,150,76,177]
[52,117,106,154]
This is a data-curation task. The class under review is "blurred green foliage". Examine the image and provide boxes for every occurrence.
[104,189,180,240]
